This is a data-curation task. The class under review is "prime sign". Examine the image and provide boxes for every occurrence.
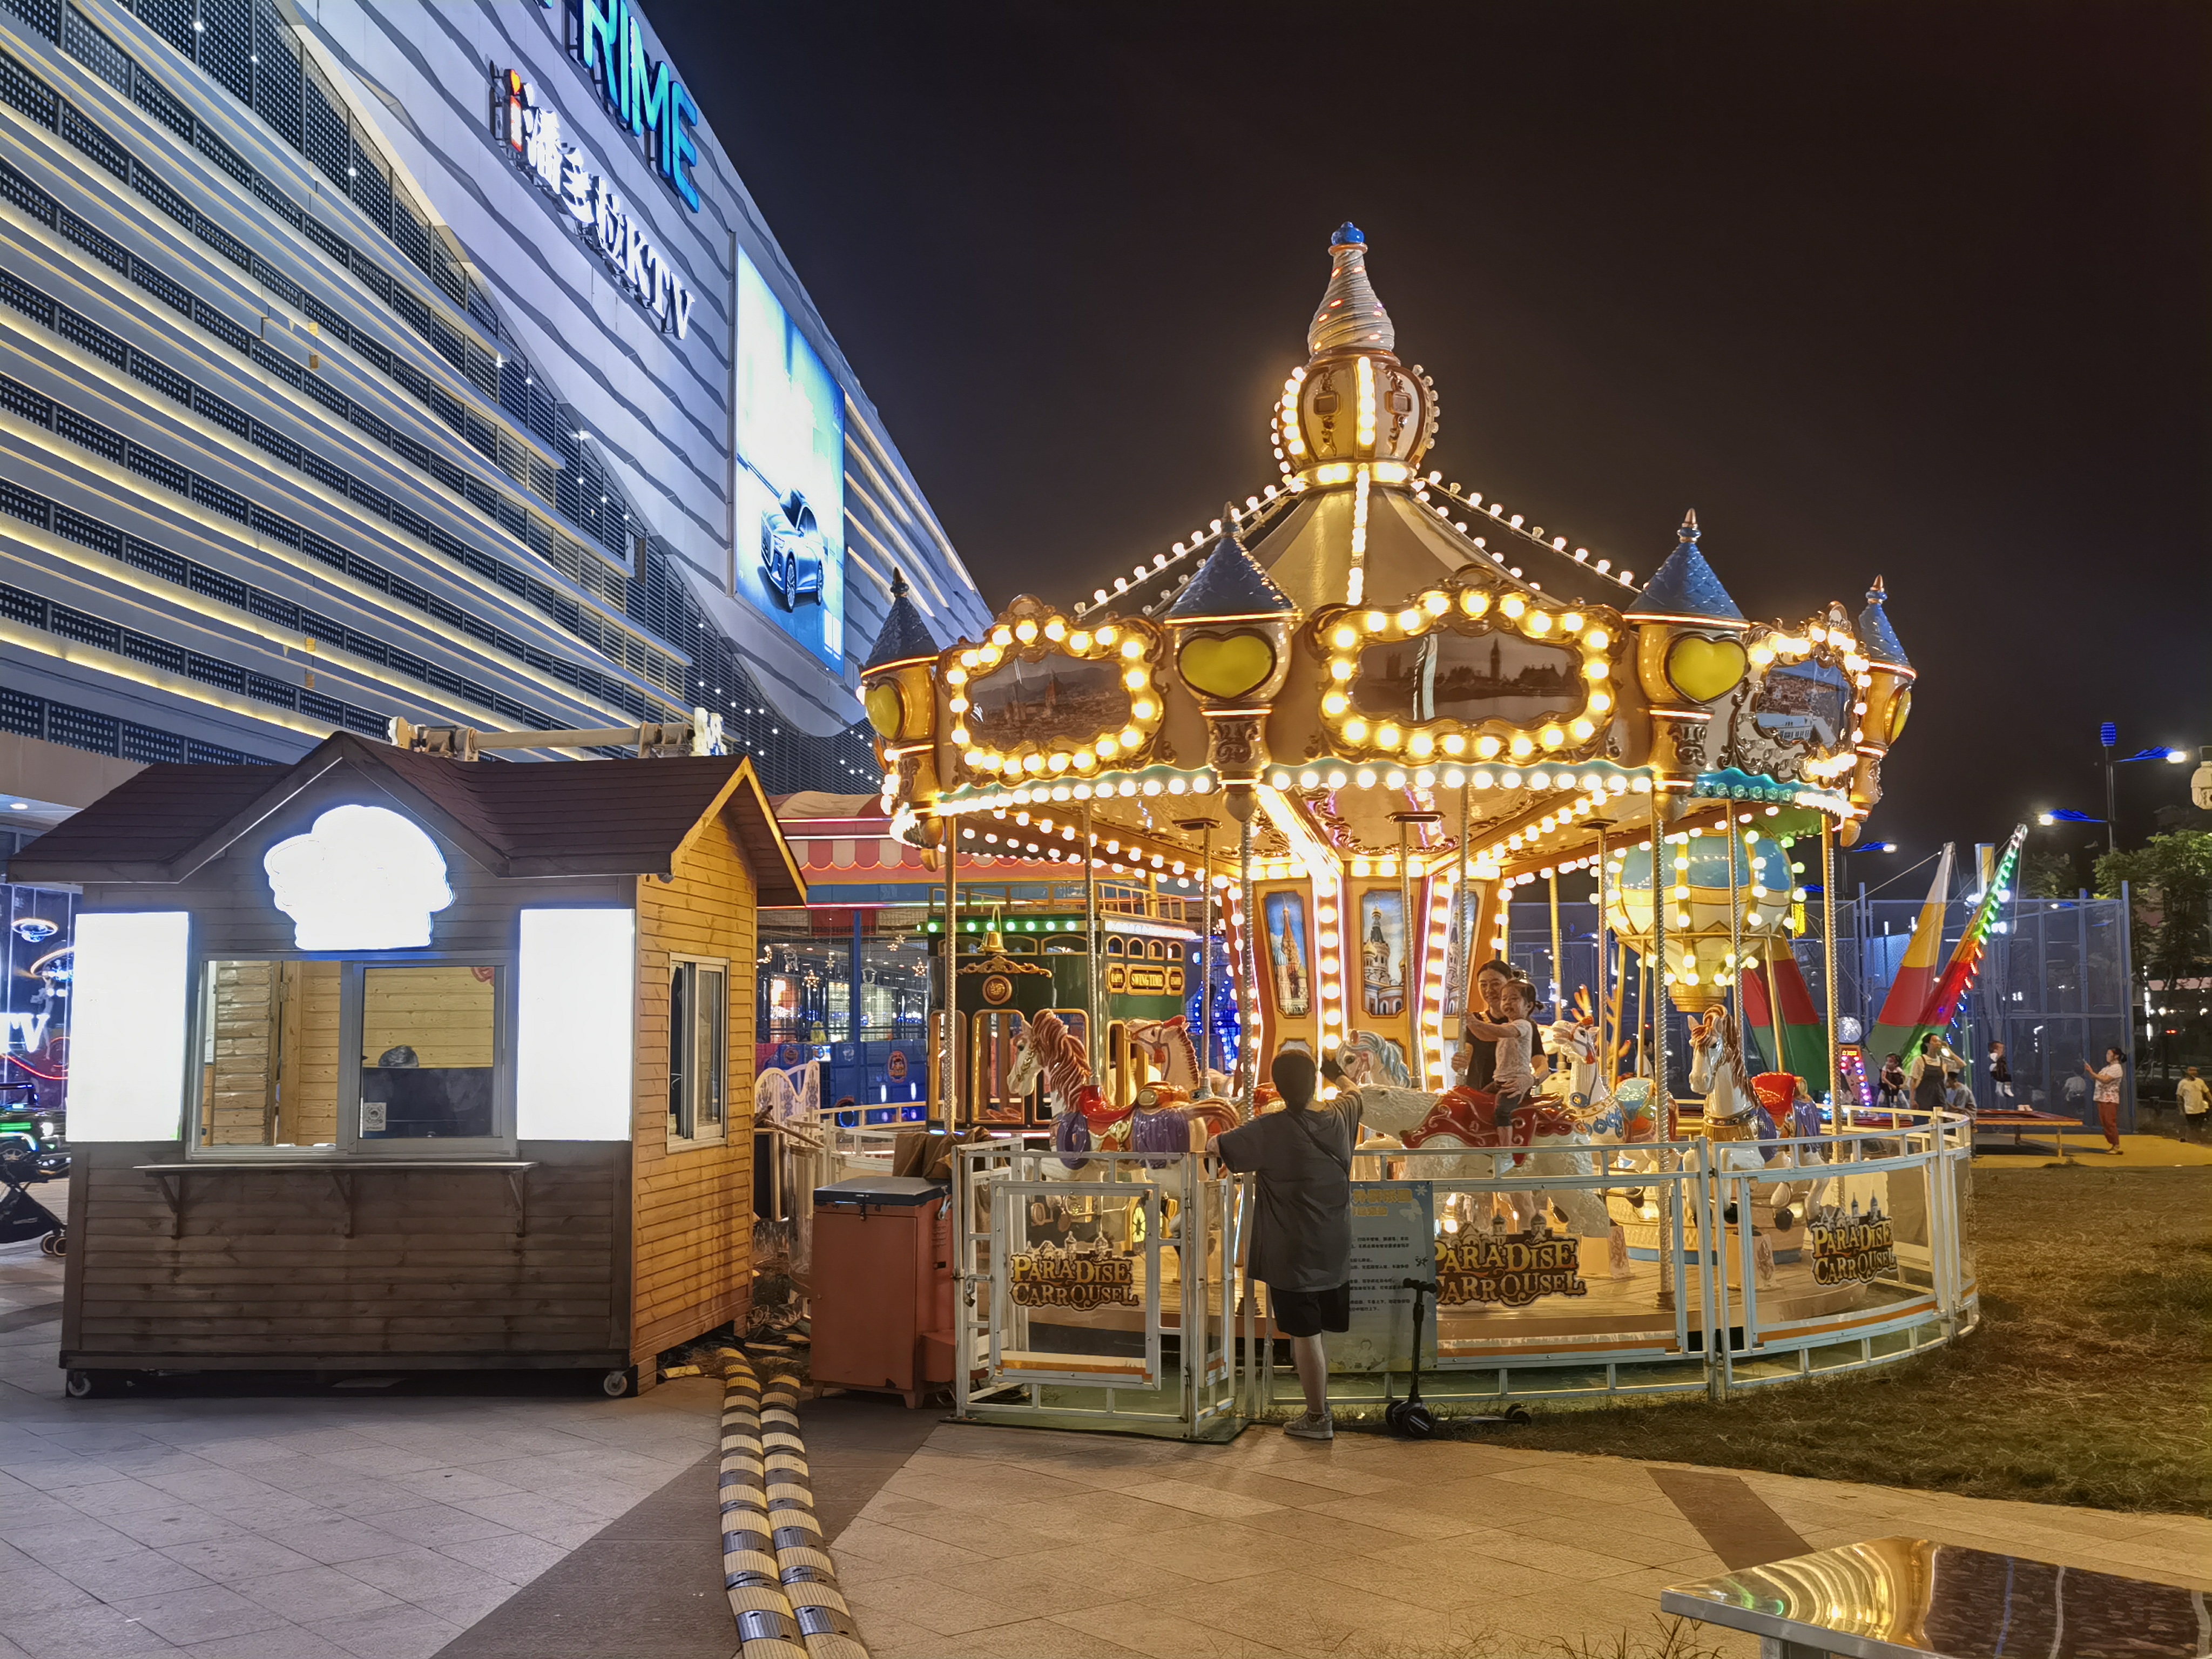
[563,0,702,212]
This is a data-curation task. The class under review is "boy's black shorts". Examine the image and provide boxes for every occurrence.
[1270,1282,1351,1337]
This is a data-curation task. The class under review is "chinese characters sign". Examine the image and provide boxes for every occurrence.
[495,70,695,339]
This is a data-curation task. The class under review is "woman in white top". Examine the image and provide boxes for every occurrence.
[2082,1047,2126,1152]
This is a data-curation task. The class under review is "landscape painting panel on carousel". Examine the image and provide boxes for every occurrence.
[854,225,1967,1424]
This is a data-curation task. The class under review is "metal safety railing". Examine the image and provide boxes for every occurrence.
[948,1110,1974,1438]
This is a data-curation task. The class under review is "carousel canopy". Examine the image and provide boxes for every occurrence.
[859,226,1914,903]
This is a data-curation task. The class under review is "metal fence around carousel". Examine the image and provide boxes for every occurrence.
[949,1111,1974,1439]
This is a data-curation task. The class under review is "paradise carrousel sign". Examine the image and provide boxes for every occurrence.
[1436,1226,1588,1309]
[1007,1238,1139,1311]
[1808,1201,1897,1286]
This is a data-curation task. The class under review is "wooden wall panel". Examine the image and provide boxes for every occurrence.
[63,1143,628,1367]
[630,805,758,1368]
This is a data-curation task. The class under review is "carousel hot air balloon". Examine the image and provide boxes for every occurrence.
[1604,830,1795,1010]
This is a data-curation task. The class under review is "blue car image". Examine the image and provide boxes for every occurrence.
[759,489,826,609]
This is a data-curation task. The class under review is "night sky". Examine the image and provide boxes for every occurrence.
[650,1,2209,871]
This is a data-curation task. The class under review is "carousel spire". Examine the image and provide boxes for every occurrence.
[861,567,940,671]
[1857,575,1910,669]
[1165,508,1297,622]
[1307,222,1395,356]
[1627,509,1747,626]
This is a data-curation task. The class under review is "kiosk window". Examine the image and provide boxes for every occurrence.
[197,959,503,1151]
[670,958,727,1145]
[358,966,498,1140]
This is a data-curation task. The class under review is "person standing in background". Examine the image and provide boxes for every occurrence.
[2082,1047,2126,1152]
[2176,1066,2208,1143]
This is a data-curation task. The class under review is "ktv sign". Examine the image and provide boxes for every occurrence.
[496,70,696,339]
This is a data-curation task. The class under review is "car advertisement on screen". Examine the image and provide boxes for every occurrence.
[734,252,845,667]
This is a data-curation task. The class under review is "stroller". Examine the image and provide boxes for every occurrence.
[0,1134,64,1257]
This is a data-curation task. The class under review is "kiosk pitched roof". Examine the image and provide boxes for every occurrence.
[6,733,806,900]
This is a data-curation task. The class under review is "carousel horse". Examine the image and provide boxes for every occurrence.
[1588,1075,1662,1175]
[1006,1010,1127,1174]
[1120,1016,1238,1139]
[1685,1007,1798,1210]
[1354,1083,1611,1237]
[1122,1014,1233,1103]
[1337,1029,1412,1089]
[1541,1012,1610,1113]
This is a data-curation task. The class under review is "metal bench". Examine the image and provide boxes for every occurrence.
[1660,1535,2210,1657]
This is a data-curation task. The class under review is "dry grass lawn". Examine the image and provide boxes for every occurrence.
[1486,1165,2212,1514]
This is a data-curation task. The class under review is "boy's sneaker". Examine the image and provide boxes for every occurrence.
[1283,1411,1334,1441]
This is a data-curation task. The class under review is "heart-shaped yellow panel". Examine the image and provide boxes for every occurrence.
[1666,635,1748,703]
[1886,689,1911,742]
[1179,632,1277,701]
[864,681,903,739]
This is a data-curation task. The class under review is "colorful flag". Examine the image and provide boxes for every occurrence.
[1866,844,1954,1066]
[1741,952,1829,1083]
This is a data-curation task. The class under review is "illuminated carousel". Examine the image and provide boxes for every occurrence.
[855,226,1968,1428]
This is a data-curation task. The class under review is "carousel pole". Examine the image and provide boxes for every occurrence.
[1179,817,1217,1097]
[1822,813,1844,1132]
[1236,801,1259,1117]
[940,810,960,1128]
[1083,802,1100,1080]
[1650,794,1675,1313]
[1455,782,1472,1083]
[1591,817,1613,1087]
[1547,868,1565,1022]
[1726,808,1746,1044]
[1390,814,1439,1092]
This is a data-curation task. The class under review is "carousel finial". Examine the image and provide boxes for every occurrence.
[861,564,941,671]
[1858,574,1910,668]
[1165,509,1296,622]
[1627,509,1745,626]
[1308,221,1395,357]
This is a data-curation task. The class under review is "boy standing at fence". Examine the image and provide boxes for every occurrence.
[1214,1049,1359,1441]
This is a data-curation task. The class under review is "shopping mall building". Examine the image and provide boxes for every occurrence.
[0,0,992,1113]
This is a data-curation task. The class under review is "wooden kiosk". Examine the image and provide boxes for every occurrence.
[8,731,804,1396]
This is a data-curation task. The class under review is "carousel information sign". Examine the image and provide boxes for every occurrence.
[1437,1227,1589,1309]
[1339,1182,1435,1372]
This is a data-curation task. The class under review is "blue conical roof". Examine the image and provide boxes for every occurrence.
[1164,517,1296,621]
[862,569,941,670]
[1626,510,1745,625]
[1857,576,1909,669]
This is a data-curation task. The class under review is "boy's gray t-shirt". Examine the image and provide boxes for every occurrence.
[1215,1098,1363,1292]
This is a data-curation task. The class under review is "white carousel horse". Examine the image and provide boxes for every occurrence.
[1006,1010,1120,1176]
[1541,1014,1610,1114]
[1337,1029,1411,1089]
[1685,1007,1798,1210]
[1121,1014,1232,1101]
[1350,1082,1611,1238]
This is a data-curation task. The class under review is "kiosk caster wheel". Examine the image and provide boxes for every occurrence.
[599,1368,633,1398]
[65,1370,103,1399]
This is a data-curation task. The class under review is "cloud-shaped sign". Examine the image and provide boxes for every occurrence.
[264,805,453,950]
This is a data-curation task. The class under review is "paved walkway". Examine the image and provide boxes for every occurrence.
[0,1222,725,1659]
[828,1421,2212,1659]
[4,1206,2208,1659]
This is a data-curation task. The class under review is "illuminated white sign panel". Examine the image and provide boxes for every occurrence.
[69,912,190,1142]
[498,71,695,339]
[263,806,455,951]
[517,908,635,1139]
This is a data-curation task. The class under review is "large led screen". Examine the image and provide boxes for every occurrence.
[734,252,846,667]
